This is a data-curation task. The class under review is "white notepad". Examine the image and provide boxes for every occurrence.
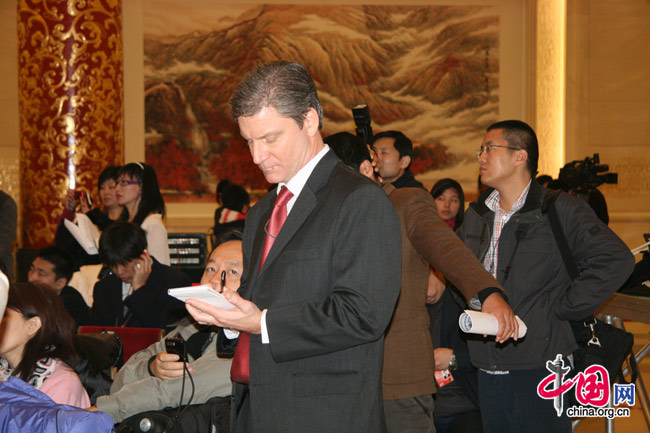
[168,284,235,310]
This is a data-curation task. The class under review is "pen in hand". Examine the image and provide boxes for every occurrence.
[220,270,226,293]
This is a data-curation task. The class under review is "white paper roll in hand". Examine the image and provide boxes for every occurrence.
[0,270,8,318]
[459,310,527,338]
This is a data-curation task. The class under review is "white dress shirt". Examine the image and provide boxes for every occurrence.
[226,145,331,343]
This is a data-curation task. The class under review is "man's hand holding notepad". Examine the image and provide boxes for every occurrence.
[168,284,236,310]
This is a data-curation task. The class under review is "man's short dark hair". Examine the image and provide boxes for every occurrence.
[36,246,74,282]
[99,222,148,267]
[208,229,243,258]
[372,130,413,169]
[487,120,539,177]
[229,61,323,130]
[325,132,371,171]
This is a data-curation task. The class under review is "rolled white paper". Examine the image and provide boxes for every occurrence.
[459,310,527,338]
[0,270,8,318]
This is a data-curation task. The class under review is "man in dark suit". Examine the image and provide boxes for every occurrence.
[91,222,190,329]
[28,246,90,326]
[186,61,402,433]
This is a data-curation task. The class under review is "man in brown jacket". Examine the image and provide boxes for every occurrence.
[326,132,518,433]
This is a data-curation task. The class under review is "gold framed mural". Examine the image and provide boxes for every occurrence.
[139,1,527,206]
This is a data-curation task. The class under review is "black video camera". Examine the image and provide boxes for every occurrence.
[351,105,373,145]
[558,153,617,194]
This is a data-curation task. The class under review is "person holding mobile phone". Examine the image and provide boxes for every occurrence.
[56,166,124,270]
[60,166,122,228]
[91,230,243,423]
[90,222,190,329]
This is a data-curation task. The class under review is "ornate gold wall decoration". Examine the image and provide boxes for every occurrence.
[18,0,123,248]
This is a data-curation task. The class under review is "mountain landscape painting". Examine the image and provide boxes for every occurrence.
[143,3,499,202]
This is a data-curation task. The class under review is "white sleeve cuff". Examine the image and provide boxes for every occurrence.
[261,309,269,344]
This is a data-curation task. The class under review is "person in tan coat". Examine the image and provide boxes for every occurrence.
[326,131,518,433]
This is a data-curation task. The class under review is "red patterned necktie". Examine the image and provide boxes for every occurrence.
[231,186,293,385]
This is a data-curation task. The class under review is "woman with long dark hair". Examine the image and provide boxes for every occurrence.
[0,282,89,408]
[115,162,170,265]
[430,178,465,231]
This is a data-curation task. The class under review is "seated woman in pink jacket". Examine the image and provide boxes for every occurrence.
[0,282,89,408]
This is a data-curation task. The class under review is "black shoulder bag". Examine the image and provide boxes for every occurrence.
[116,395,231,433]
[542,190,638,387]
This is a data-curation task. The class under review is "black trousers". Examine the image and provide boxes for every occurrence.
[478,369,571,433]
[231,382,253,433]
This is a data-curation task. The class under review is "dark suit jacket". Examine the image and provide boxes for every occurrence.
[238,150,401,433]
[60,285,91,327]
[90,258,191,328]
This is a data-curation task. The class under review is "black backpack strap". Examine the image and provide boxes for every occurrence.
[542,190,580,281]
[545,191,640,384]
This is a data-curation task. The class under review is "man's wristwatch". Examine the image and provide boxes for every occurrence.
[448,352,457,370]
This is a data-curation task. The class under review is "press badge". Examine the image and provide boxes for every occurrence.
[435,369,454,387]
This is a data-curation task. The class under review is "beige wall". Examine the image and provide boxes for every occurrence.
[2,0,648,250]
[567,0,650,249]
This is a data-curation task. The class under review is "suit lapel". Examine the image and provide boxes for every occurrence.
[257,151,337,277]
[243,194,273,297]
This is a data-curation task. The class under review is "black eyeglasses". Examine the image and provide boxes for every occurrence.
[476,145,522,159]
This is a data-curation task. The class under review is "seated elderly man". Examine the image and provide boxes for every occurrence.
[92,230,243,422]
[90,222,191,328]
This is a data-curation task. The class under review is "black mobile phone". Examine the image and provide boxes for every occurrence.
[165,337,188,362]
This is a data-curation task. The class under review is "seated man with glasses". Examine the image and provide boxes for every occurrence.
[28,246,91,327]
[90,230,243,424]
[90,222,191,329]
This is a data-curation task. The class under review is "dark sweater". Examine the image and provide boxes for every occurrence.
[391,170,425,189]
